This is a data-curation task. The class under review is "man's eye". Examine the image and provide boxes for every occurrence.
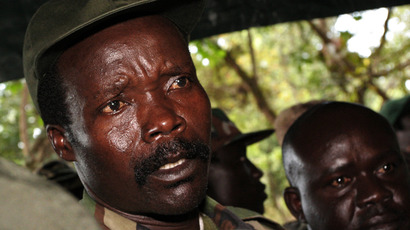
[102,100,125,113]
[170,77,190,90]
[330,176,352,187]
[376,163,395,174]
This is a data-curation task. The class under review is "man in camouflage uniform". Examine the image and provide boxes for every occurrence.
[23,0,283,229]
[81,191,281,229]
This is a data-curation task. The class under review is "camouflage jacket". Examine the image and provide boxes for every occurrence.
[283,221,308,230]
[80,191,284,230]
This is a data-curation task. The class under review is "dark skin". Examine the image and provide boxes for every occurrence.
[207,142,267,214]
[283,102,410,230]
[46,15,212,229]
[396,114,410,165]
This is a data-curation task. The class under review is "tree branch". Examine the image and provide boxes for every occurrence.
[372,8,392,58]
[220,43,277,125]
[247,29,258,81]
[370,59,410,78]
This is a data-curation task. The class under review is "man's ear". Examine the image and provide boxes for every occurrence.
[46,124,76,161]
[284,187,306,222]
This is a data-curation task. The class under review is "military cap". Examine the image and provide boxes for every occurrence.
[211,108,274,152]
[23,0,205,113]
[380,95,410,127]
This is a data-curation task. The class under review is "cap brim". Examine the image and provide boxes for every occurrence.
[228,129,275,146]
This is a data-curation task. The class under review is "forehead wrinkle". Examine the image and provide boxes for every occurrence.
[160,63,185,79]
[135,54,153,78]
[94,75,129,101]
[137,52,190,78]
[86,42,135,100]
[129,55,191,92]
[102,46,126,65]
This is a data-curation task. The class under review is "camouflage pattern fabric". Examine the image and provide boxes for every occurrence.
[80,191,284,229]
[283,221,308,230]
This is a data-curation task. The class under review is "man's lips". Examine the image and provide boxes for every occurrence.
[149,158,203,186]
[133,138,210,186]
[260,184,268,200]
[255,182,267,200]
[360,214,402,230]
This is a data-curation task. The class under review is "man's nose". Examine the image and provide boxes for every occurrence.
[242,157,263,179]
[356,175,393,208]
[250,162,263,179]
[141,103,186,143]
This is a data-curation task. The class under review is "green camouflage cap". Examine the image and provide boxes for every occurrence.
[380,95,410,127]
[211,108,274,152]
[23,0,205,112]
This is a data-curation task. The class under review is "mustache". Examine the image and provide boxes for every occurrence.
[133,138,210,186]
[357,202,410,227]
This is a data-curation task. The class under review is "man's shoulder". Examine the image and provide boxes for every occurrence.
[201,196,284,230]
[80,192,284,230]
[227,206,285,230]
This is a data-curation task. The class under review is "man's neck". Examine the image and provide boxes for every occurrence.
[85,188,201,230]
[118,209,201,230]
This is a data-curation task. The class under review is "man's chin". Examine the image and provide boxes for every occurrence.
[157,182,207,216]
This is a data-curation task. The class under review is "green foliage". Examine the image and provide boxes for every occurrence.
[353,15,363,21]
[0,80,25,163]
[191,5,410,223]
[0,80,45,166]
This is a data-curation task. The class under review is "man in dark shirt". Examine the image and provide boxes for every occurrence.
[282,101,410,230]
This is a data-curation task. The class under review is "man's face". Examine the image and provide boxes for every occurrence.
[56,16,211,215]
[396,114,410,165]
[207,143,267,213]
[294,116,410,230]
